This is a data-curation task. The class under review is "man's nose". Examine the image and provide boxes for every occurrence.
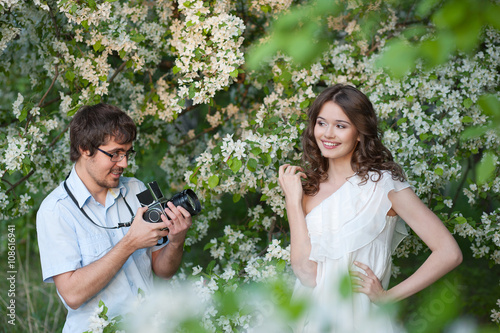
[116,156,128,168]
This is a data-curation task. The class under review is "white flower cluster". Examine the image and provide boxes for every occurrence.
[0,23,20,54]
[171,1,245,105]
[209,224,260,263]
[491,298,500,324]
[454,210,500,265]
[58,1,112,27]
[264,239,291,262]
[249,0,293,16]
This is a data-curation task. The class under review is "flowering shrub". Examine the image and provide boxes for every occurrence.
[1,0,499,330]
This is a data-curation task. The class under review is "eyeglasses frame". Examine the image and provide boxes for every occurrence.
[97,147,135,162]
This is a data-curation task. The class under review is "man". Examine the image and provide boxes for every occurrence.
[36,104,192,332]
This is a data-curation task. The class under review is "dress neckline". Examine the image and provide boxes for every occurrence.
[305,174,358,218]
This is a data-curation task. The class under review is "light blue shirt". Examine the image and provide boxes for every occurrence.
[36,167,165,333]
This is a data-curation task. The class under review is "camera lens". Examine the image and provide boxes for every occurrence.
[171,189,201,216]
[145,207,163,223]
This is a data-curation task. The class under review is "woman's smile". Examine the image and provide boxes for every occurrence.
[314,101,359,161]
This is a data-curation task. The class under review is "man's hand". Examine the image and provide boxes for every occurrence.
[123,206,170,251]
[150,202,192,279]
[161,201,192,245]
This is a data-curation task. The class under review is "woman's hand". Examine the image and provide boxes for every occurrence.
[351,261,389,304]
[278,164,307,206]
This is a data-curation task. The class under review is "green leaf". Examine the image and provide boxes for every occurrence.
[173,66,181,74]
[434,167,443,176]
[208,175,219,188]
[247,158,258,172]
[251,147,262,156]
[478,94,500,117]
[454,216,467,224]
[189,85,196,99]
[463,98,473,109]
[461,125,488,140]
[93,40,101,52]
[65,70,75,82]
[67,105,80,116]
[233,193,241,203]
[207,260,216,273]
[88,0,97,10]
[477,151,496,185]
[276,259,286,272]
[230,69,239,78]
[376,39,418,78]
[268,181,278,190]
[461,116,473,123]
[18,108,28,122]
[131,34,145,43]
[300,99,310,109]
[261,4,271,13]
[230,158,242,173]
[434,203,445,211]
[397,117,407,126]
[203,242,216,250]
[261,153,272,166]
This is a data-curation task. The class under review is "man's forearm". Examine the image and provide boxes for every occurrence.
[53,237,135,310]
[152,241,184,279]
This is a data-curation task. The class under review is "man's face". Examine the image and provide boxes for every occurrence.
[79,137,133,191]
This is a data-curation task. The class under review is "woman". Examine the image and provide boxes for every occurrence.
[278,84,462,332]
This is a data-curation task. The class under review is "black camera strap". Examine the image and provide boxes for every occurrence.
[63,172,134,229]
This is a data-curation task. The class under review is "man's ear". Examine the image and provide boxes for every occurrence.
[79,147,91,159]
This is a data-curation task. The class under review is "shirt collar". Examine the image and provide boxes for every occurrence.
[66,165,127,208]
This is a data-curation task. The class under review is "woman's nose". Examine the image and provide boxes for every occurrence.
[324,125,335,138]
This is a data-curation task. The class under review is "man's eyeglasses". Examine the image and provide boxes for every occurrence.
[97,148,136,162]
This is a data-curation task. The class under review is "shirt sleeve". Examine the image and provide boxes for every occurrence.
[36,196,83,283]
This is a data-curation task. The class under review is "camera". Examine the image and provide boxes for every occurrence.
[136,181,202,223]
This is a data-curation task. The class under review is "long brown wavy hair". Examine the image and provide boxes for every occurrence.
[302,84,406,196]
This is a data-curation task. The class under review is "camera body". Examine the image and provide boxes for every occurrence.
[136,181,202,223]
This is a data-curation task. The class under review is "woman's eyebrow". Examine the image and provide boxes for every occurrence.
[317,116,351,124]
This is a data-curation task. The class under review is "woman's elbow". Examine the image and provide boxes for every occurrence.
[451,246,463,269]
[296,272,316,288]
[291,263,317,287]
[441,240,463,271]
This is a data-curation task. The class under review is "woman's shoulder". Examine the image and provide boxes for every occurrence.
[364,170,411,192]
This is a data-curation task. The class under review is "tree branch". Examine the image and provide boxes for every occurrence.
[38,64,59,108]
[108,61,127,83]
[24,64,59,133]
[4,122,70,195]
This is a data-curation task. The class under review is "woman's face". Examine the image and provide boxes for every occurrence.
[314,101,359,163]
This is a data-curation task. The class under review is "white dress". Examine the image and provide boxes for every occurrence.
[293,171,410,333]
